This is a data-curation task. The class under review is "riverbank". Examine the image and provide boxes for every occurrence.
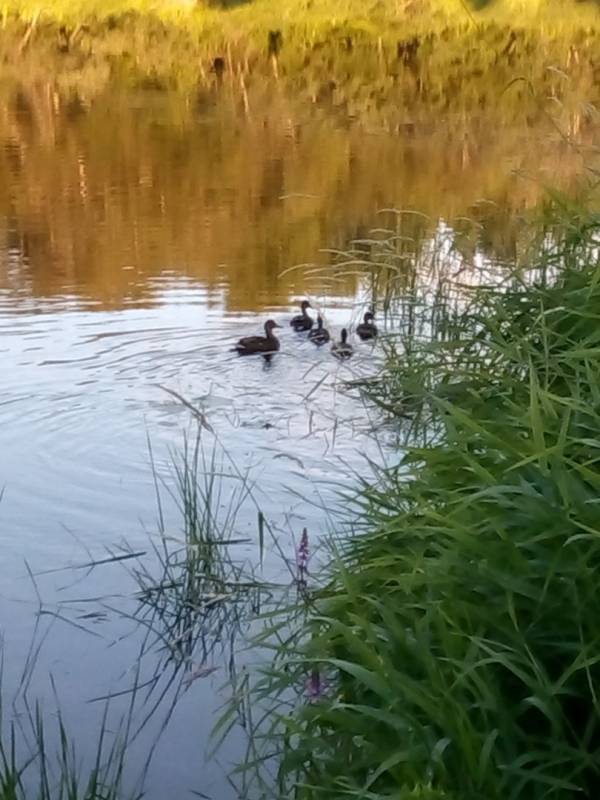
[2,0,600,125]
[244,200,600,798]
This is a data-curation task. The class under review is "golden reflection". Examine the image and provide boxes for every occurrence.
[0,84,597,312]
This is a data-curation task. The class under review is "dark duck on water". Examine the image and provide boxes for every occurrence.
[356,311,377,341]
[308,315,330,345]
[233,320,281,355]
[290,300,314,331]
[331,328,353,359]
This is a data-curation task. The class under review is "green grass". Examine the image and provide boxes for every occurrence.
[3,0,600,111]
[0,698,140,799]
[130,429,267,677]
[4,0,600,33]
[231,198,600,799]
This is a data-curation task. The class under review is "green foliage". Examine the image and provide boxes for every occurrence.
[1,0,600,119]
[241,201,600,798]
[131,430,265,672]
[0,703,137,800]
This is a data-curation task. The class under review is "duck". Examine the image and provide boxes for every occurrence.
[308,315,330,346]
[331,328,353,359]
[233,320,281,356]
[290,300,314,332]
[356,311,378,341]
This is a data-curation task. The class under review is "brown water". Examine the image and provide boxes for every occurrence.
[0,84,597,796]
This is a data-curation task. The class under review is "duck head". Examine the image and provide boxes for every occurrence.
[316,315,324,329]
[264,319,282,333]
[301,300,312,312]
[364,311,375,323]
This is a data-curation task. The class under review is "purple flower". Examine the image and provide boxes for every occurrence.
[296,527,310,582]
[305,668,324,702]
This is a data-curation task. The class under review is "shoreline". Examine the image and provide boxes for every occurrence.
[0,3,600,121]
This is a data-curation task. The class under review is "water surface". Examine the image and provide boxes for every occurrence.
[0,84,597,797]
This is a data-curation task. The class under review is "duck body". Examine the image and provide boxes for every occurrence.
[290,300,314,332]
[331,328,353,359]
[308,315,330,346]
[234,320,281,356]
[356,312,378,341]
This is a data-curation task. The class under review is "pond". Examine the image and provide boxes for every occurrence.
[0,83,596,797]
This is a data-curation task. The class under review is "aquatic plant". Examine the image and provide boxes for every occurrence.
[231,197,600,798]
[0,690,140,800]
[129,430,267,682]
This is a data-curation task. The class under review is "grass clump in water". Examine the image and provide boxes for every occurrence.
[0,699,139,800]
[131,428,268,685]
[241,201,600,798]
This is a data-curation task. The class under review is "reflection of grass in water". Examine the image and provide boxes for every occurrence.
[2,80,591,315]
[219,196,600,798]
[291,207,510,334]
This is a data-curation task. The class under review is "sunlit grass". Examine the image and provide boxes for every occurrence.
[3,0,600,127]
[4,0,600,33]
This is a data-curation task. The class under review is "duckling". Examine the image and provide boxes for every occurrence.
[234,320,281,356]
[308,315,330,346]
[290,300,314,331]
[356,311,378,341]
[331,328,353,359]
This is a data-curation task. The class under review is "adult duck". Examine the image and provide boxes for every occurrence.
[308,315,330,346]
[331,328,353,359]
[356,311,377,341]
[290,300,314,331]
[233,320,281,356]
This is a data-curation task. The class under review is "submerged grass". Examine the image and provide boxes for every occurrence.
[232,199,600,798]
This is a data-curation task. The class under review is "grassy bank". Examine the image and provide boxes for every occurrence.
[1,0,600,120]
[241,201,600,798]
[5,0,600,35]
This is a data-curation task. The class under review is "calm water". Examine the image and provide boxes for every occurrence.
[0,84,597,797]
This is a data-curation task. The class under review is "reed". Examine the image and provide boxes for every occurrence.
[128,427,271,696]
[230,197,600,799]
[0,694,140,799]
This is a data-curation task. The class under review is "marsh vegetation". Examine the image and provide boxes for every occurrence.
[231,200,600,799]
[2,0,600,797]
